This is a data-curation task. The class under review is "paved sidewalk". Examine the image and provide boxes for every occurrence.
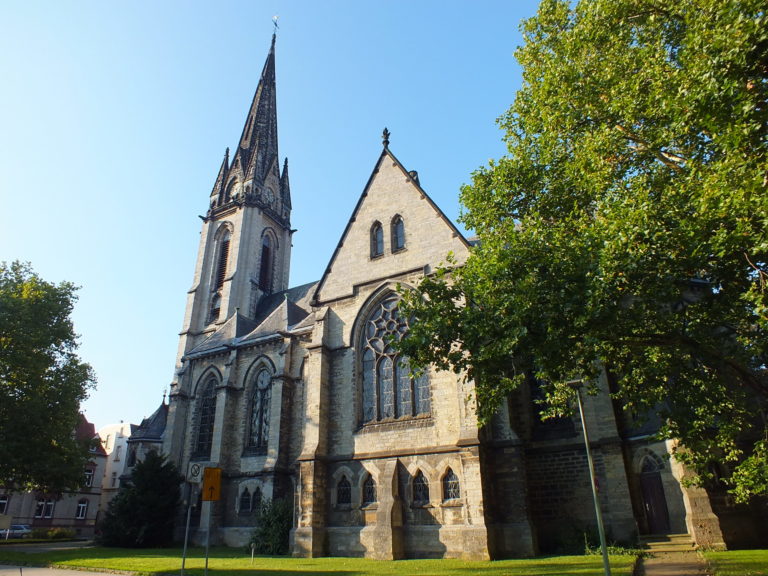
[638,550,712,576]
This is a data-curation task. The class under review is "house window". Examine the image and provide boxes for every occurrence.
[337,476,351,506]
[35,499,55,518]
[360,293,430,424]
[247,369,271,453]
[412,471,429,506]
[76,499,88,520]
[391,215,405,252]
[111,472,117,488]
[0,495,8,515]
[442,468,460,501]
[114,446,122,461]
[362,475,377,506]
[370,222,384,257]
[239,488,252,515]
[84,468,94,487]
[193,376,218,459]
[259,234,274,292]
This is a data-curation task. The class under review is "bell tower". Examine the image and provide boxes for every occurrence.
[171,33,292,380]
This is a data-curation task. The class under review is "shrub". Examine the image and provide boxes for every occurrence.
[249,498,292,556]
[47,528,75,540]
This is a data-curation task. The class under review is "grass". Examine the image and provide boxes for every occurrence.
[703,549,768,576]
[0,545,639,575]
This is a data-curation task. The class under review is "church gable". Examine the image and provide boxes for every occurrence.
[313,143,471,304]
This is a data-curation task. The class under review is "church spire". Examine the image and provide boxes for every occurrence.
[232,33,279,187]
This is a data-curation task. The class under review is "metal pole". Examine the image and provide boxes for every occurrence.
[575,385,612,576]
[181,483,194,576]
[204,501,211,576]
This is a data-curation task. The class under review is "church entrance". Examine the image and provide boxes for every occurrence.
[639,456,670,534]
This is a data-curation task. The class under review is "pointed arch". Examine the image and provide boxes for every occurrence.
[412,470,430,505]
[193,373,218,459]
[336,475,352,506]
[259,229,278,293]
[442,468,460,501]
[245,364,272,455]
[370,221,384,258]
[362,473,377,506]
[356,290,430,425]
[391,214,405,252]
[209,223,232,323]
[239,487,252,515]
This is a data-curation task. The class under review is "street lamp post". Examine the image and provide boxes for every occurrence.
[568,379,612,576]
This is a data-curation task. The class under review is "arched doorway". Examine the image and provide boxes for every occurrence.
[639,454,671,534]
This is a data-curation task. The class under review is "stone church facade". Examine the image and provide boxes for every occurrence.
[161,35,764,559]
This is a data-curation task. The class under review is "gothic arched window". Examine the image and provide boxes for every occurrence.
[259,234,274,292]
[362,474,377,506]
[359,293,430,424]
[213,230,231,291]
[391,215,405,252]
[413,471,429,505]
[370,222,384,258]
[442,468,460,501]
[193,376,217,459]
[247,368,271,454]
[239,488,252,515]
[337,476,351,506]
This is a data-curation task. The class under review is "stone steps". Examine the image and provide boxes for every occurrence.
[640,533,696,553]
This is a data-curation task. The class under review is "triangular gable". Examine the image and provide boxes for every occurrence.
[312,146,471,304]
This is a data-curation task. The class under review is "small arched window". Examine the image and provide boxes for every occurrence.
[239,488,252,515]
[391,215,405,252]
[370,222,384,258]
[259,235,274,292]
[193,376,217,459]
[413,471,429,505]
[247,369,271,453]
[208,293,222,324]
[362,474,377,506]
[442,468,460,501]
[337,476,351,505]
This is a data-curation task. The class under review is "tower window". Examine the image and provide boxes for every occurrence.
[193,376,218,459]
[391,215,405,252]
[214,233,231,291]
[370,222,384,258]
[259,235,274,292]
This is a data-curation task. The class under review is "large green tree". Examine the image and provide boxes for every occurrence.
[399,0,767,501]
[0,261,96,492]
[97,451,182,547]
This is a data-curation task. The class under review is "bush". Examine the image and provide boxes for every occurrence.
[249,498,292,556]
[47,527,75,540]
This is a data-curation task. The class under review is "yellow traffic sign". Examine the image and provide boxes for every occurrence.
[202,467,222,501]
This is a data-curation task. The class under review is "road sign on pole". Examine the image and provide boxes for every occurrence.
[202,467,222,502]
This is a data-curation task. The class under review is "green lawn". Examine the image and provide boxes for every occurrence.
[704,549,768,576]
[0,545,638,575]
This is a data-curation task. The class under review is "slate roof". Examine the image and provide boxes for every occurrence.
[186,280,317,358]
[128,402,168,444]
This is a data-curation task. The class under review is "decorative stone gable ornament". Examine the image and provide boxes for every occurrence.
[382,127,390,148]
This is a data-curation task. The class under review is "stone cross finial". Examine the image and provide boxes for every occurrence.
[382,127,390,148]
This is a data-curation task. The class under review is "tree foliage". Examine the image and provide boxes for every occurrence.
[399,0,768,500]
[98,451,182,547]
[0,261,96,492]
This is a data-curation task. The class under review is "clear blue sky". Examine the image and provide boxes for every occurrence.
[0,1,540,430]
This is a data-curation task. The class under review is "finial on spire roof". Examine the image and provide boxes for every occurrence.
[162,388,167,405]
[382,127,390,148]
[272,15,279,35]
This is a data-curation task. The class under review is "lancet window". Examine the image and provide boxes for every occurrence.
[247,368,272,454]
[371,222,384,258]
[442,468,460,501]
[193,376,217,459]
[391,215,405,252]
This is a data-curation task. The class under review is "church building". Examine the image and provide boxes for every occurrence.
[161,35,762,559]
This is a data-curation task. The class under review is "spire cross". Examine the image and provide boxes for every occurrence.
[272,15,279,34]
